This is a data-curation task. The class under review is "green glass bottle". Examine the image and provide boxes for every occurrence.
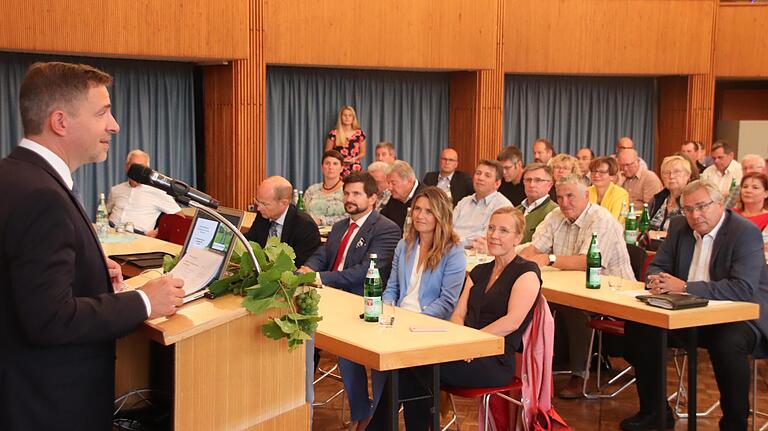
[624,202,638,245]
[637,203,651,249]
[586,232,602,289]
[296,190,305,211]
[363,254,383,322]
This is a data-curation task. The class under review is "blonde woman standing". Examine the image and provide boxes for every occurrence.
[325,105,367,177]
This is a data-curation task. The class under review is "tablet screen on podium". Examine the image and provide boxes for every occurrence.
[180,206,245,282]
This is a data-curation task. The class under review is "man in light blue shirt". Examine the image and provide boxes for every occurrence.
[452,159,513,250]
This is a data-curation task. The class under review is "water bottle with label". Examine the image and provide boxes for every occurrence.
[96,193,109,240]
[363,254,383,322]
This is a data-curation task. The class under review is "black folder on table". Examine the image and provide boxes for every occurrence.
[109,252,173,269]
[636,293,709,310]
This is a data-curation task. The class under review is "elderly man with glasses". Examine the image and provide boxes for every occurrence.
[617,148,663,209]
[621,179,768,431]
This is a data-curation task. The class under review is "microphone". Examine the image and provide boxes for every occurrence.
[127,164,220,209]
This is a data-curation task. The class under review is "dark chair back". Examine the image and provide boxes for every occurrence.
[626,243,646,281]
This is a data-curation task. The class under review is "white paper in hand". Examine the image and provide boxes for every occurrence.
[169,247,225,296]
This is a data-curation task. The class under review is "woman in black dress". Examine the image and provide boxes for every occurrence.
[441,206,541,388]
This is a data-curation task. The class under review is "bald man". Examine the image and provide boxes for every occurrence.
[246,176,320,266]
[422,148,473,206]
[614,137,649,170]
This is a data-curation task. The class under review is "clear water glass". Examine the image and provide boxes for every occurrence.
[379,299,396,328]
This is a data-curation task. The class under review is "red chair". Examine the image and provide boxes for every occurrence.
[442,378,524,431]
[156,213,192,245]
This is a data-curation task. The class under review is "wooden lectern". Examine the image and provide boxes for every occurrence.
[108,235,309,430]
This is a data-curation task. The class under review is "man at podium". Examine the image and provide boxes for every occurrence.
[0,62,185,430]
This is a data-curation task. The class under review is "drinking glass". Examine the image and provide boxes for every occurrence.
[379,299,396,328]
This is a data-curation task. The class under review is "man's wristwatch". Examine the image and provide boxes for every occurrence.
[547,254,556,266]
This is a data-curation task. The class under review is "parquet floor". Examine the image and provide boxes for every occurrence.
[312,352,768,430]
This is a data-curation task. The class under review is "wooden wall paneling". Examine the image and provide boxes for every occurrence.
[716,89,768,121]
[449,0,505,173]
[687,74,717,152]
[449,72,480,174]
[264,0,497,70]
[715,4,768,78]
[0,0,249,61]
[656,77,689,172]
[204,0,267,209]
[503,0,715,75]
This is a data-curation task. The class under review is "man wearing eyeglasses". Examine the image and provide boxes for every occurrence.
[496,145,526,206]
[422,148,473,207]
[617,148,663,209]
[520,174,634,399]
[620,179,768,431]
[515,163,558,243]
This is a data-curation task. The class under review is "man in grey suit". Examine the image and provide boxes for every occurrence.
[299,171,400,431]
[621,179,768,431]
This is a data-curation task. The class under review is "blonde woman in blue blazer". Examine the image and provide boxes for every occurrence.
[368,186,466,430]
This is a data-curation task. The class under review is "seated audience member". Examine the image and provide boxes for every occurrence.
[680,140,708,173]
[588,156,630,221]
[520,174,633,399]
[453,160,513,248]
[673,151,701,181]
[441,207,541,390]
[367,187,467,430]
[422,148,473,206]
[496,145,526,206]
[621,179,768,431]
[550,154,582,182]
[742,154,766,175]
[576,147,594,184]
[246,176,320,267]
[367,161,392,212]
[374,141,397,165]
[614,136,648,170]
[107,149,181,236]
[532,138,554,165]
[735,172,768,248]
[724,154,767,210]
[549,153,582,201]
[516,163,558,244]
[299,172,400,431]
[325,105,366,177]
[617,148,663,208]
[701,140,743,197]
[381,160,425,230]
[648,155,692,232]
[304,150,346,226]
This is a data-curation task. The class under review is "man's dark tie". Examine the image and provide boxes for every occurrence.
[331,222,358,271]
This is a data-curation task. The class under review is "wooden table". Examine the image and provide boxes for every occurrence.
[315,287,504,431]
[540,269,760,431]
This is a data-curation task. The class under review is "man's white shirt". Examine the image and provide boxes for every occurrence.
[107,182,182,233]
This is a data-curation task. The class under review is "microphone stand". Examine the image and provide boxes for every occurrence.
[187,201,261,274]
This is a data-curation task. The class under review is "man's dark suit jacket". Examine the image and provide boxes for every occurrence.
[380,181,426,230]
[648,211,768,348]
[0,147,148,430]
[304,210,400,295]
[422,171,474,206]
[244,204,321,267]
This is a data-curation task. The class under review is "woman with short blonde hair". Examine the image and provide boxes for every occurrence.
[648,155,692,231]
